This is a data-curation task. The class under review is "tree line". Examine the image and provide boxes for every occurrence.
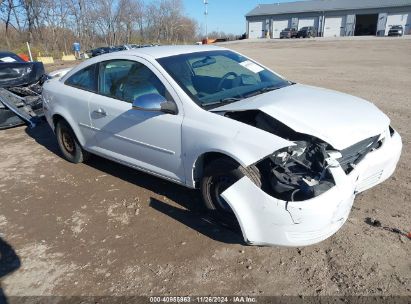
[0,0,199,56]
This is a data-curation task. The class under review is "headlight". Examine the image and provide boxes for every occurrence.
[271,141,308,165]
[268,140,335,201]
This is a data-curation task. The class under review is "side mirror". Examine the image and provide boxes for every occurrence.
[132,93,177,114]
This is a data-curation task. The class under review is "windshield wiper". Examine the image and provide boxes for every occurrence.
[202,97,242,107]
[244,86,280,98]
[220,97,241,103]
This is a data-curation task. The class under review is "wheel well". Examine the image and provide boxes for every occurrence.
[52,114,65,127]
[52,114,81,144]
[193,152,239,188]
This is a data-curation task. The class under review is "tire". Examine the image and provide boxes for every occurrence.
[200,157,261,226]
[55,119,89,163]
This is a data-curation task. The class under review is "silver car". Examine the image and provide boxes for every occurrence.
[42,45,402,246]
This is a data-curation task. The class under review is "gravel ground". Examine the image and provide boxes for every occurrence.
[0,38,410,298]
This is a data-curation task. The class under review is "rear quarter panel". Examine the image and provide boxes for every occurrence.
[42,78,94,147]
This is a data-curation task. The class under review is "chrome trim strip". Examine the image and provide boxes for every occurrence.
[88,147,188,187]
[79,123,175,155]
[79,122,99,131]
[114,133,175,155]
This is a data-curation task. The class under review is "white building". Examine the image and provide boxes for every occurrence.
[246,0,411,39]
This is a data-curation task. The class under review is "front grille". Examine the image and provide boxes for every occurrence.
[338,135,380,173]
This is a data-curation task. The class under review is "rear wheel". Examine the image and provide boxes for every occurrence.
[55,120,89,163]
[200,158,261,227]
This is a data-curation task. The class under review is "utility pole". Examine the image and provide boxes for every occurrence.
[204,0,208,40]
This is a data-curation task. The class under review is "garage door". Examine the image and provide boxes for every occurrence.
[385,13,408,35]
[298,18,315,30]
[272,20,289,38]
[249,21,263,39]
[324,17,343,37]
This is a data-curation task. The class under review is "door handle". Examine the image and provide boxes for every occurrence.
[93,108,107,116]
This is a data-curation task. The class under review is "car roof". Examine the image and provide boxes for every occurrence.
[0,51,19,57]
[115,45,226,59]
[61,45,229,82]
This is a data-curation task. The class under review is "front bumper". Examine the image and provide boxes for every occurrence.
[388,32,403,36]
[221,130,402,247]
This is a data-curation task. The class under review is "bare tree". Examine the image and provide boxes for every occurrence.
[0,0,200,55]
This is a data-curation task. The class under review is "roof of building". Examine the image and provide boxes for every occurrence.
[246,0,411,17]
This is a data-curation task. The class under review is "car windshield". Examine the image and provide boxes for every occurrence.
[157,50,291,108]
[391,26,402,29]
[284,28,291,31]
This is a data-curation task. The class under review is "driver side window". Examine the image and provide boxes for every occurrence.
[98,59,170,103]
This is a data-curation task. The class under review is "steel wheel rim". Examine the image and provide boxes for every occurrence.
[62,131,74,154]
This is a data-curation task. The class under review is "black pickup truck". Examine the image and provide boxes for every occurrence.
[280,28,298,39]
[297,26,317,38]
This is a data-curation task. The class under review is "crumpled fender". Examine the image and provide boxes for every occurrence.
[182,111,294,187]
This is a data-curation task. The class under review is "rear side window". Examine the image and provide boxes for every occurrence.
[65,64,97,92]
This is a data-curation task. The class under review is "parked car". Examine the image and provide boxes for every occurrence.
[280,28,298,39]
[90,47,112,57]
[297,26,317,38]
[112,45,127,52]
[42,46,402,247]
[388,25,404,36]
[123,44,141,49]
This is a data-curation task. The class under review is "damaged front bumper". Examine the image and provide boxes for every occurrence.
[222,130,402,246]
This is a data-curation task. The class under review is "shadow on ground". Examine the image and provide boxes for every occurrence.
[0,237,21,304]
[25,122,243,245]
[149,198,243,244]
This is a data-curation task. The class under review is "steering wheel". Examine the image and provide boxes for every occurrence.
[217,72,238,91]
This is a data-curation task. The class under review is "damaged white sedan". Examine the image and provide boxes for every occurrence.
[42,45,402,246]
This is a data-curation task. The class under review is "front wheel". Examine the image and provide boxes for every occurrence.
[55,120,89,163]
[200,158,261,226]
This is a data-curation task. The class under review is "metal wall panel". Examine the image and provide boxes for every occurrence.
[377,13,388,36]
[345,14,356,36]
[291,17,299,29]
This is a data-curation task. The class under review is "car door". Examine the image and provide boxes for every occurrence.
[88,57,185,183]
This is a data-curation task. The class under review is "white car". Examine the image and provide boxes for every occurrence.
[42,45,402,246]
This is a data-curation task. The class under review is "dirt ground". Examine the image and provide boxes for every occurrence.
[0,38,410,298]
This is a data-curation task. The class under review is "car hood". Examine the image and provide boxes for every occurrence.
[212,84,389,150]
